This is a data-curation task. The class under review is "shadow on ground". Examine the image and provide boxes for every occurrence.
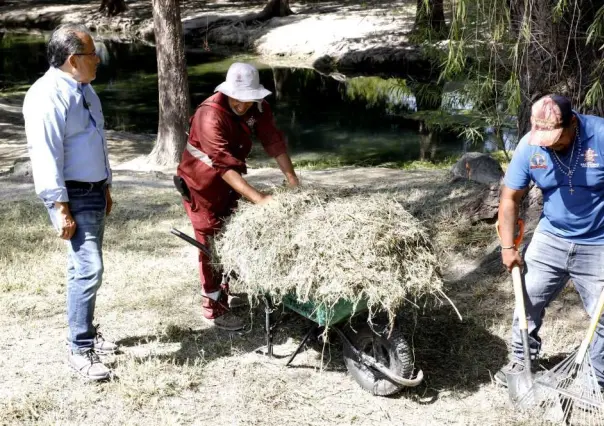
[115,305,347,373]
[398,306,508,401]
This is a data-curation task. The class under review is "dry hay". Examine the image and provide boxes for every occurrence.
[214,188,448,325]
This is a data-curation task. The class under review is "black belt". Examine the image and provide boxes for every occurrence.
[65,179,107,190]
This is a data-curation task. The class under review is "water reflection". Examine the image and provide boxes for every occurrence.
[0,32,479,166]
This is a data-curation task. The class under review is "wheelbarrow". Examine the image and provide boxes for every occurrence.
[171,228,424,396]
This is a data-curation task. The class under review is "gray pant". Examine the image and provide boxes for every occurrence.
[511,231,604,386]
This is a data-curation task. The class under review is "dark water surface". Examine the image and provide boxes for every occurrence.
[0,33,471,166]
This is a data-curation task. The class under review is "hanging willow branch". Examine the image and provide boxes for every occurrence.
[438,0,604,139]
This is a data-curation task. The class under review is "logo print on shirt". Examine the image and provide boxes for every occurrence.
[529,153,548,169]
[246,116,256,129]
[581,148,600,168]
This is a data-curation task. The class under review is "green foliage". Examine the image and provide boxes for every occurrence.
[345,76,413,112]
[585,80,603,109]
[397,158,458,170]
[552,0,570,23]
[441,40,467,80]
[409,80,443,109]
[587,6,604,48]
[490,150,512,166]
[502,74,521,116]
[429,0,603,154]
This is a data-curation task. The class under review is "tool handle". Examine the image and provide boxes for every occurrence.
[512,265,533,371]
[170,228,213,259]
[576,287,604,363]
[512,266,528,331]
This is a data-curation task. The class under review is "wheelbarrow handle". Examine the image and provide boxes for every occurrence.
[170,228,213,259]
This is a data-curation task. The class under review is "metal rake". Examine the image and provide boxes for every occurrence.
[519,288,604,425]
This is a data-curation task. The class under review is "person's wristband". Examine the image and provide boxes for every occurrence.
[501,245,516,250]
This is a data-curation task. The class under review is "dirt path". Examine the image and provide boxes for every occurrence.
[0,0,419,71]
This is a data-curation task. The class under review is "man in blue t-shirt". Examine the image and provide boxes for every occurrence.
[495,94,604,387]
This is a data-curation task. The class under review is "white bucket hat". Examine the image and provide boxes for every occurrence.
[214,62,272,102]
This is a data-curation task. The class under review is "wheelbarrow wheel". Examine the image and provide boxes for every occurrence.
[342,326,414,396]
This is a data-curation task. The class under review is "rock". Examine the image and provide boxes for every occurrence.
[521,184,543,227]
[462,181,502,224]
[460,176,544,229]
[312,55,337,73]
[450,152,504,186]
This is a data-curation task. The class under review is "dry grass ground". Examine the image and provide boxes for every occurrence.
[0,164,592,426]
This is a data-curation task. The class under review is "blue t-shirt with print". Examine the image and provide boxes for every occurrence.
[504,113,604,244]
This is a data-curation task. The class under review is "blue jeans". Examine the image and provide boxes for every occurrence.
[512,231,604,385]
[46,186,106,352]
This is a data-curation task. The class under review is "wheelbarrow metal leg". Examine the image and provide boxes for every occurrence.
[264,295,273,358]
[286,324,319,367]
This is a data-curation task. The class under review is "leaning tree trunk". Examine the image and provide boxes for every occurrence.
[257,0,294,20]
[193,0,294,40]
[148,0,190,166]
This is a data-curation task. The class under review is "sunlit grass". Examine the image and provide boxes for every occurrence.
[288,156,463,171]
[0,169,588,425]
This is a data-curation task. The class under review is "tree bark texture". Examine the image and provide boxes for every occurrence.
[258,0,294,20]
[414,0,447,38]
[149,0,190,166]
[509,0,604,134]
[413,83,444,161]
[272,67,291,101]
[99,0,127,17]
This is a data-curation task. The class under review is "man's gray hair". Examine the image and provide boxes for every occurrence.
[47,24,92,68]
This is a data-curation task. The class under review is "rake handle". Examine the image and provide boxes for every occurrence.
[576,287,604,363]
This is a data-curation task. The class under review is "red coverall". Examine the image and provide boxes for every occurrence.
[176,92,287,318]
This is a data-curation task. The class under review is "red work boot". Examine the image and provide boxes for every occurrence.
[202,294,244,331]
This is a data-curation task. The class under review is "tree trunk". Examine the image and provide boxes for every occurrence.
[414,0,447,39]
[418,123,438,161]
[413,83,443,161]
[257,0,294,20]
[272,67,291,101]
[99,0,127,16]
[148,0,190,166]
[493,126,511,161]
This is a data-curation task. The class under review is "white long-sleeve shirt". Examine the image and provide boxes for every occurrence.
[23,67,111,202]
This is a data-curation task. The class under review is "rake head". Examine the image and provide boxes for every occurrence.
[519,351,604,425]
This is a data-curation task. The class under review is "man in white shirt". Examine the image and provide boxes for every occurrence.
[23,24,117,381]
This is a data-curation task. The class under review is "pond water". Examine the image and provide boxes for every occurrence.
[0,32,487,167]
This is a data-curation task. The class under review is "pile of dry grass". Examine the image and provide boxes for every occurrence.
[214,188,446,323]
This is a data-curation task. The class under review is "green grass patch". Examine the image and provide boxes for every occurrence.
[290,156,461,171]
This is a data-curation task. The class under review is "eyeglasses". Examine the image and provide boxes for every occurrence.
[73,51,98,57]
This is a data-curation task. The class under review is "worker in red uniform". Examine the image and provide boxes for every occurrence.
[175,62,299,330]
